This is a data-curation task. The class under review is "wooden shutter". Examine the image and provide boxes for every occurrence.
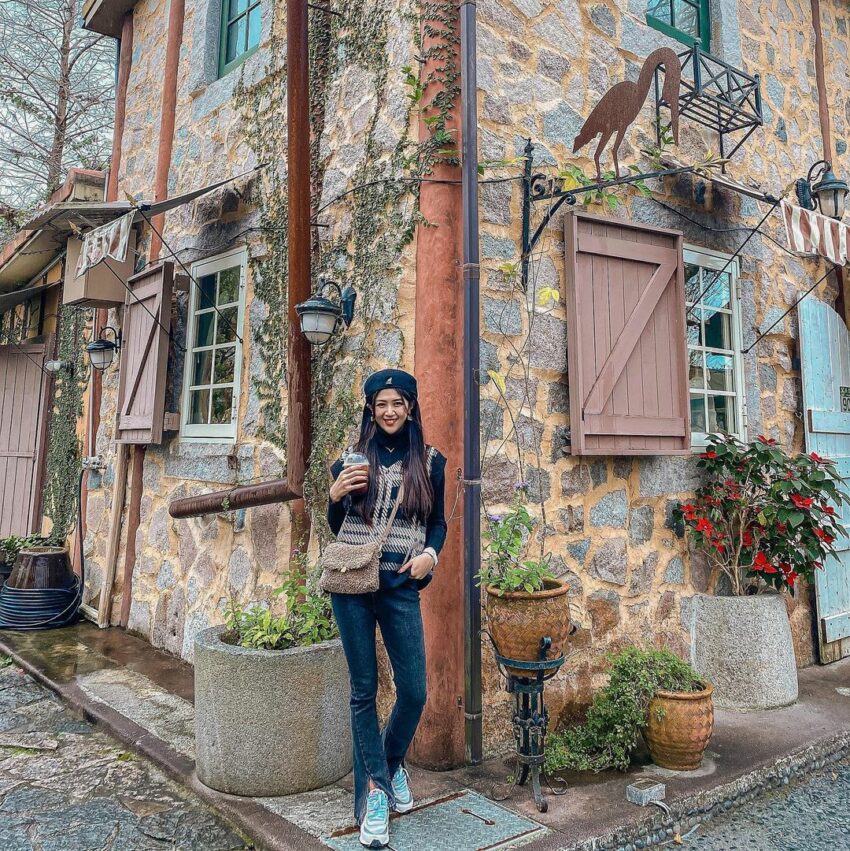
[116,262,174,444]
[565,212,690,455]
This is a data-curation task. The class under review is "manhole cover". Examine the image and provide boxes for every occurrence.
[322,791,548,851]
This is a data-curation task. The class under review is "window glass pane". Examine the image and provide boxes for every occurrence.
[706,353,734,391]
[226,18,247,63]
[214,346,236,384]
[195,312,214,348]
[211,388,233,424]
[703,272,731,310]
[218,267,240,305]
[199,274,216,309]
[190,389,210,424]
[689,350,704,388]
[192,350,212,385]
[690,395,707,432]
[247,5,262,49]
[703,309,731,349]
[685,263,701,304]
[673,0,700,35]
[708,395,734,433]
[686,313,701,347]
[215,306,239,344]
[232,0,248,16]
[648,0,672,24]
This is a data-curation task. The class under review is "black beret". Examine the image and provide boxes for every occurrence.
[363,369,418,400]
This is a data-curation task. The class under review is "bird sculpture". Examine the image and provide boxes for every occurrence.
[573,47,682,181]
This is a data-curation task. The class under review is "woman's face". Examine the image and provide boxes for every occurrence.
[372,389,410,435]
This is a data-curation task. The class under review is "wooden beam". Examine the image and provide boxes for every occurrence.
[97,441,129,627]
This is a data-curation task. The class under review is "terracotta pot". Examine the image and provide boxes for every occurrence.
[485,578,570,676]
[644,683,714,771]
[7,547,76,591]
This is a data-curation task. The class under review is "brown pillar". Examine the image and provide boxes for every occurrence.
[810,0,849,325]
[149,0,185,262]
[286,0,312,554]
[410,8,466,769]
[80,12,133,573]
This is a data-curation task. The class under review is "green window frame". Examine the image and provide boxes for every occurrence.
[218,0,262,78]
[646,0,711,51]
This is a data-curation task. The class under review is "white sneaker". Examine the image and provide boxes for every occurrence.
[391,766,414,813]
[360,789,390,848]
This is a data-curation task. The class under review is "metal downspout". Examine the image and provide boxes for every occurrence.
[460,0,482,765]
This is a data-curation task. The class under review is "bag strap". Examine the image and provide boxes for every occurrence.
[377,481,405,546]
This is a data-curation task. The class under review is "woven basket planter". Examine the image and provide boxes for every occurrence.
[644,683,714,771]
[485,578,571,676]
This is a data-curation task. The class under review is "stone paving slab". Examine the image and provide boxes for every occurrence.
[0,657,250,851]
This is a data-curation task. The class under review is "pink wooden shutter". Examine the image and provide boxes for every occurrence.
[116,262,174,445]
[564,211,690,455]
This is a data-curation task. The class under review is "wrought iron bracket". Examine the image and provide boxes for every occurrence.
[519,139,698,291]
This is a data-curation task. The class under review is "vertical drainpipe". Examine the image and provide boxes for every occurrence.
[286,0,313,555]
[459,0,483,764]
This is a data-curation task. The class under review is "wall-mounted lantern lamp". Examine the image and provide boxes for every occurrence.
[85,326,122,371]
[796,160,849,221]
[295,278,356,345]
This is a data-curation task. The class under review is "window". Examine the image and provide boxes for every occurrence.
[219,0,262,77]
[647,0,710,50]
[181,249,246,440]
[685,247,744,448]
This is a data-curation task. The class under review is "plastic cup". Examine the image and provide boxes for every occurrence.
[343,452,369,494]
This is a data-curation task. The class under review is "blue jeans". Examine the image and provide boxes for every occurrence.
[331,579,427,823]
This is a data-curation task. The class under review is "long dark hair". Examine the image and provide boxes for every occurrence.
[351,389,434,525]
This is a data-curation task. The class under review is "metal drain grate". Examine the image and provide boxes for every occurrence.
[322,791,548,851]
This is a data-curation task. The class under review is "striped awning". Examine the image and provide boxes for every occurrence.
[782,199,849,265]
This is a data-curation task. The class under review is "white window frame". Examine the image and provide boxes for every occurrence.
[685,245,746,450]
[180,247,247,441]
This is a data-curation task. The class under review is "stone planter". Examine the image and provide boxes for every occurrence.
[485,578,571,676]
[690,593,798,711]
[194,626,352,796]
[644,684,714,770]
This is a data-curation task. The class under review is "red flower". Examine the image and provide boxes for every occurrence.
[758,435,777,445]
[790,493,814,510]
[810,452,827,464]
[695,517,714,534]
[786,571,798,587]
[776,522,787,534]
[753,552,777,573]
[821,503,836,516]
[701,450,718,460]
[814,528,835,544]
[681,503,698,520]
[742,530,753,547]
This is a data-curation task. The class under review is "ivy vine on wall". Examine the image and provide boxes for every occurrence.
[236,0,460,537]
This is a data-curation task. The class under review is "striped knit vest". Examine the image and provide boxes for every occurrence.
[337,447,437,571]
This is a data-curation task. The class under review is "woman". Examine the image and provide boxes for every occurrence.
[328,368,447,849]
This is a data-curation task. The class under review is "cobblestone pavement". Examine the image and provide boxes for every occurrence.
[0,658,251,851]
[671,753,850,850]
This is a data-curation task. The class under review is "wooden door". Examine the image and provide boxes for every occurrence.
[799,297,850,663]
[565,212,690,454]
[0,342,50,536]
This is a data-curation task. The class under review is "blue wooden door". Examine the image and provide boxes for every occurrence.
[799,297,850,663]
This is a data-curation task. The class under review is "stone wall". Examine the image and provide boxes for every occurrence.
[475,0,847,749]
[81,0,850,757]
[83,0,420,662]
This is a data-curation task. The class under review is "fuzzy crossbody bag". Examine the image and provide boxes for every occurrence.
[319,483,405,595]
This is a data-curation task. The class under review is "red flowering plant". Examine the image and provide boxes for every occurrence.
[673,434,849,595]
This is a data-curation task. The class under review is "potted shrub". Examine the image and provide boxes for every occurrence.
[545,647,713,773]
[194,559,352,796]
[480,484,570,675]
[674,434,849,710]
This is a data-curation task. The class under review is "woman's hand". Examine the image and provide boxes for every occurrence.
[400,553,434,580]
[330,465,369,503]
